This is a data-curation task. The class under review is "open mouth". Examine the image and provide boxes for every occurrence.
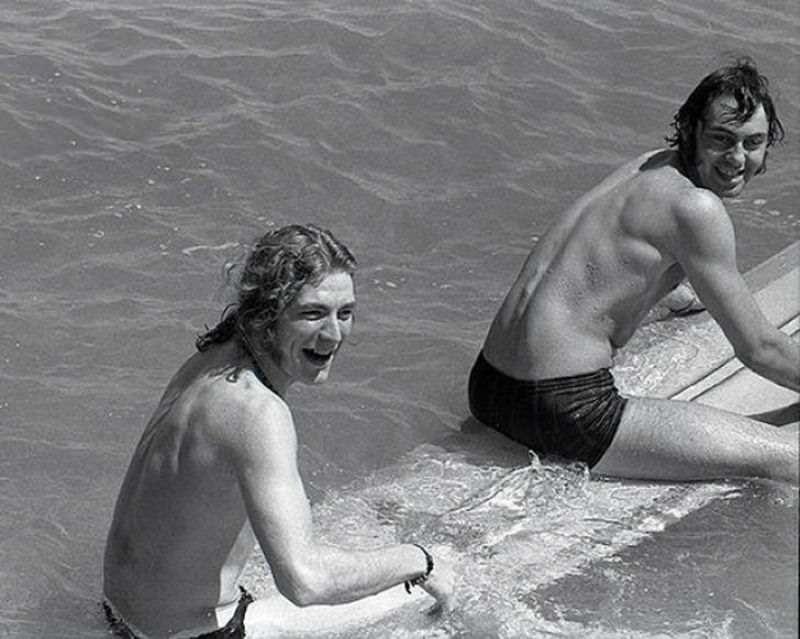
[303,349,334,366]
[715,166,743,184]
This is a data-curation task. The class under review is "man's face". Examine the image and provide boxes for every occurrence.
[270,270,355,385]
[693,95,768,198]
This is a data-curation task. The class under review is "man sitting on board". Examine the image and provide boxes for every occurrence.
[469,57,799,484]
[103,224,455,638]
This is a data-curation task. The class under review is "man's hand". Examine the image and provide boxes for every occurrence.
[663,282,705,316]
[420,552,456,614]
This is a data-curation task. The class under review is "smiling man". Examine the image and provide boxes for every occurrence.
[469,57,799,483]
[103,224,454,638]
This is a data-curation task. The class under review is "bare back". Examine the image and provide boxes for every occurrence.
[103,341,273,636]
[483,150,691,379]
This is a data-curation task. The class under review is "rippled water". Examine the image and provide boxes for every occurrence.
[1,1,798,637]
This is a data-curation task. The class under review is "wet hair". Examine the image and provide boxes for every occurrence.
[665,56,785,173]
[196,224,357,353]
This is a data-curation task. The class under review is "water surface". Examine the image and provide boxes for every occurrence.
[1,1,798,637]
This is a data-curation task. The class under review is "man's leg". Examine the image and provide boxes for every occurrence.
[592,397,799,483]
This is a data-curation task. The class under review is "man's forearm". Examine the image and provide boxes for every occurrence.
[278,543,430,606]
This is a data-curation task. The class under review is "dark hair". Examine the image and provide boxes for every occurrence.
[665,56,784,173]
[196,224,357,352]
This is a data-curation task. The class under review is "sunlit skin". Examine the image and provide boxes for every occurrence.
[259,270,356,392]
[103,265,455,638]
[692,96,768,198]
[478,87,799,483]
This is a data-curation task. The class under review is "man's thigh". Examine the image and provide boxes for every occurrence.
[592,396,798,482]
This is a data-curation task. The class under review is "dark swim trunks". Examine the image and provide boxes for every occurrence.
[468,351,627,468]
[104,587,254,639]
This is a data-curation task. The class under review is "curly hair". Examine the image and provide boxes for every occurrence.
[196,224,357,353]
[665,56,785,174]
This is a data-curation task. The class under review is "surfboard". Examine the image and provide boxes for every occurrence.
[243,242,799,638]
[614,240,799,404]
[665,240,798,425]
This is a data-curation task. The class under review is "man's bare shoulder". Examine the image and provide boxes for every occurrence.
[631,150,689,191]
[194,366,292,441]
[159,350,295,471]
[593,149,686,205]
[645,176,734,258]
[667,182,729,232]
[631,150,725,219]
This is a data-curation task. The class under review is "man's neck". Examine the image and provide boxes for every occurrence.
[237,332,290,397]
[675,149,702,188]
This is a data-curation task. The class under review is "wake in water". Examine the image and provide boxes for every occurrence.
[400,451,591,551]
[244,446,742,638]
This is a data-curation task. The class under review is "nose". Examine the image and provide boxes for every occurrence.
[725,141,745,165]
[319,313,342,344]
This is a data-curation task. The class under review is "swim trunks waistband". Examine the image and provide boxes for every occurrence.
[103,587,254,639]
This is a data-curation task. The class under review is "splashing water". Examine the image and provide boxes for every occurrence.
[244,445,749,638]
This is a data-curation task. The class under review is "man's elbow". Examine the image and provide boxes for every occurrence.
[734,342,757,369]
[274,568,332,607]
[735,334,798,385]
[736,340,772,373]
[280,586,318,608]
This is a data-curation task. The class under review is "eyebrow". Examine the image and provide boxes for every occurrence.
[704,124,766,138]
[296,300,356,311]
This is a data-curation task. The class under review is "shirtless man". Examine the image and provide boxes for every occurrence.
[469,58,799,483]
[103,224,455,638]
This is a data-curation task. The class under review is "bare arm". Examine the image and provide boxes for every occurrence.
[668,192,799,391]
[225,396,454,608]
